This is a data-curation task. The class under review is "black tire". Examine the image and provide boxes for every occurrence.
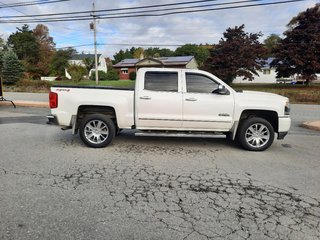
[237,117,274,151]
[79,114,116,148]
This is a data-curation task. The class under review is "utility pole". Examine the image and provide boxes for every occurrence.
[91,2,99,85]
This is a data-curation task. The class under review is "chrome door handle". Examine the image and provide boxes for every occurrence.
[140,96,151,100]
[185,98,197,101]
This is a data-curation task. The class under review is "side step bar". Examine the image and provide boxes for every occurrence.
[134,131,226,139]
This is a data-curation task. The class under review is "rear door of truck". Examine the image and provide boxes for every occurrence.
[135,69,183,129]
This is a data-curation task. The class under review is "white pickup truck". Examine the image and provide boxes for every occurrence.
[47,68,291,151]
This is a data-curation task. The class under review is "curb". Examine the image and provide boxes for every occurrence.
[301,121,320,131]
[0,100,49,108]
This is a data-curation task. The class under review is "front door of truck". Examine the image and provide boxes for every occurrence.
[182,72,234,130]
[136,70,183,129]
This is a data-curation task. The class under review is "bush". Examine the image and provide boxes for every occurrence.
[106,69,119,81]
[129,71,136,80]
[90,70,107,81]
[15,79,52,92]
[68,65,87,82]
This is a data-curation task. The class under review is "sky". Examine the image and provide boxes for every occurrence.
[0,0,318,59]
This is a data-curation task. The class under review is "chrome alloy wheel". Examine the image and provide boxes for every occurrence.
[245,123,270,148]
[84,120,109,144]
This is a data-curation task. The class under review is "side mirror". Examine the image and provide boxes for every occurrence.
[212,84,229,95]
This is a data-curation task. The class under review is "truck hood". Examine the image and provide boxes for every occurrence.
[234,90,289,115]
[236,90,288,102]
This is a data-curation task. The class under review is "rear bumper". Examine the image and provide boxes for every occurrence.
[46,114,58,125]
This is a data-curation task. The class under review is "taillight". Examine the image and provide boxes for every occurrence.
[49,92,58,109]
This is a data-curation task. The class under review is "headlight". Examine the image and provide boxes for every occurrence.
[285,101,290,115]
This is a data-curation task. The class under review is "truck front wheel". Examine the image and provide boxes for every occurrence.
[79,114,115,148]
[237,117,274,151]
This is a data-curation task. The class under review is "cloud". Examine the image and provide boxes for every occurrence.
[0,0,317,58]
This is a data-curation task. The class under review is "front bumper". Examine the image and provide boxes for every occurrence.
[278,132,288,140]
[277,116,291,140]
[46,114,58,125]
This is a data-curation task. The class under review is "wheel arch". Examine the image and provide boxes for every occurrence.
[231,109,279,140]
[75,105,118,132]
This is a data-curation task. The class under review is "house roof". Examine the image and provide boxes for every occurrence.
[260,57,275,68]
[113,56,194,68]
[70,54,102,61]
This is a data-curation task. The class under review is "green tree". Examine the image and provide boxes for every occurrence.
[263,34,281,57]
[113,48,135,64]
[0,37,6,50]
[50,48,76,76]
[144,47,174,58]
[1,50,24,84]
[0,51,4,82]
[82,57,94,73]
[33,24,56,76]
[7,24,40,64]
[133,47,145,59]
[175,44,209,67]
[204,25,266,85]
[272,4,320,84]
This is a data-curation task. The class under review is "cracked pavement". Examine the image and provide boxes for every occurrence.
[1,106,320,239]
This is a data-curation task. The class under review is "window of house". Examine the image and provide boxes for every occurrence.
[144,71,178,92]
[186,73,218,93]
[121,68,129,74]
[263,69,271,75]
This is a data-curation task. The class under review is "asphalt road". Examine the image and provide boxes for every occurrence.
[0,105,319,240]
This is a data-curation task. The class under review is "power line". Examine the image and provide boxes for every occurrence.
[0,0,309,23]
[1,0,262,22]
[0,0,232,18]
[0,1,26,16]
[0,0,70,8]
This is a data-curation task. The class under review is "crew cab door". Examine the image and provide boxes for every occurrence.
[135,70,183,129]
[182,72,234,130]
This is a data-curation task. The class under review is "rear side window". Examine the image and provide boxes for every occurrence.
[186,73,218,93]
[145,71,178,92]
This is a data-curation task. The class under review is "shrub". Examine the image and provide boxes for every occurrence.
[68,65,87,82]
[129,71,136,80]
[15,79,52,92]
[90,70,107,81]
[106,69,119,81]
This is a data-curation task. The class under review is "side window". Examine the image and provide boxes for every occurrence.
[145,72,178,92]
[186,73,218,93]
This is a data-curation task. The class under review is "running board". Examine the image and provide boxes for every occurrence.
[134,131,226,139]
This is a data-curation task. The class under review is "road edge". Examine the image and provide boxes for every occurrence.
[301,121,320,131]
[0,101,49,108]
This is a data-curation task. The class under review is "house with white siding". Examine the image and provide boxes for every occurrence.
[233,58,278,84]
[65,54,108,79]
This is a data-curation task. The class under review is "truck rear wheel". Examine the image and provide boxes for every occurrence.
[79,114,115,148]
[237,117,274,151]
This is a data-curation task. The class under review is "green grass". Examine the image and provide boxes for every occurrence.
[56,80,135,88]
[231,83,320,104]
